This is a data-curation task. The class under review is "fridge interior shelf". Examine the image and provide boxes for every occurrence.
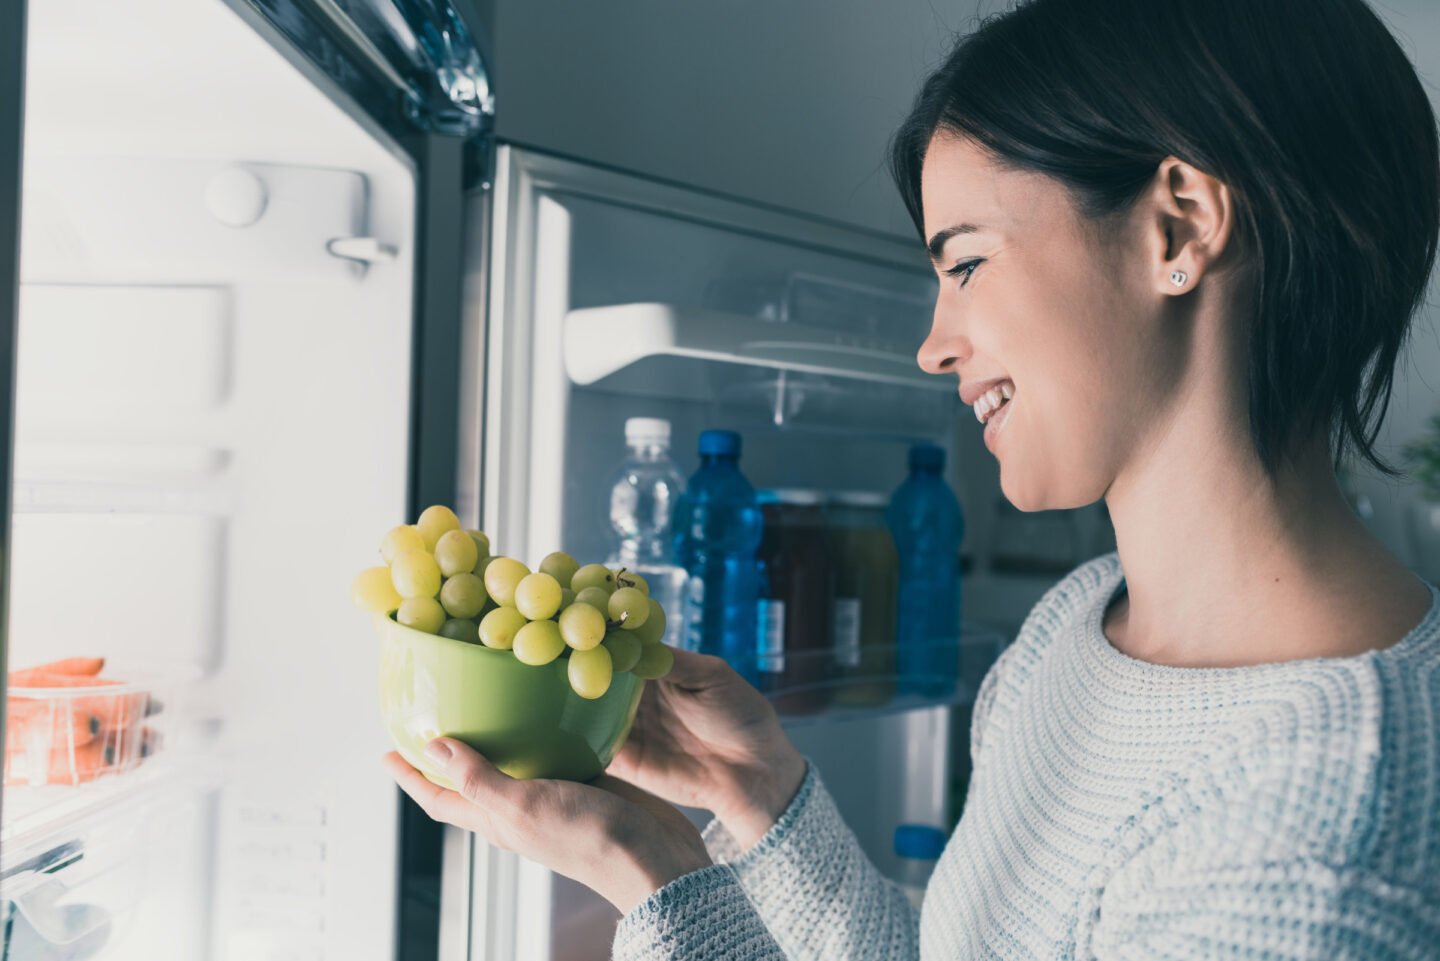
[749,623,1008,726]
[563,303,951,395]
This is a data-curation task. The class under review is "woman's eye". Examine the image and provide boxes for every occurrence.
[945,259,982,286]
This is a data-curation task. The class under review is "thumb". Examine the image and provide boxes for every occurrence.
[427,737,517,806]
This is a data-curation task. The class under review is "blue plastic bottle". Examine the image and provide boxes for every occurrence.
[671,430,764,683]
[887,443,963,698]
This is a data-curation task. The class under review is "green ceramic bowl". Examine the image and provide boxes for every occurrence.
[377,614,645,786]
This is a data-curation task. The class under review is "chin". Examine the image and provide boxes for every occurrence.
[999,460,1106,514]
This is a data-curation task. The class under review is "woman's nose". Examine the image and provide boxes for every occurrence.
[916,308,966,375]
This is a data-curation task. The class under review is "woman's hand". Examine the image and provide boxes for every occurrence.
[606,648,807,849]
[384,739,711,914]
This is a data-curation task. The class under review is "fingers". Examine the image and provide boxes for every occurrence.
[662,647,731,689]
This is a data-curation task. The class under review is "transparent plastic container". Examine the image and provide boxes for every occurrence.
[5,673,169,789]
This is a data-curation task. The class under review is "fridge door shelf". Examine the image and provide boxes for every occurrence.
[0,770,204,959]
[732,623,1008,726]
[563,303,954,398]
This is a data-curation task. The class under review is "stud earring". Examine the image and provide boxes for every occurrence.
[1170,270,1189,287]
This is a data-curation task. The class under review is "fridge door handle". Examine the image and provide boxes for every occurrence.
[327,235,400,265]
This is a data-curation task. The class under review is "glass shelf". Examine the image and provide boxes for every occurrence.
[706,624,1008,726]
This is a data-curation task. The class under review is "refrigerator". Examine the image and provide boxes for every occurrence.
[0,2,1042,959]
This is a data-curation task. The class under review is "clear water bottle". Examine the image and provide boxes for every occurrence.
[887,444,963,698]
[607,417,687,649]
[892,824,946,911]
[672,430,764,682]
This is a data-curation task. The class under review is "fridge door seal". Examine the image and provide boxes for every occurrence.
[0,0,24,836]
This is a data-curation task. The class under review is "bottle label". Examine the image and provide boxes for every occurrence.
[758,599,785,673]
[833,598,861,668]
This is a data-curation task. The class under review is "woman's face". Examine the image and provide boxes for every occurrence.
[918,133,1185,511]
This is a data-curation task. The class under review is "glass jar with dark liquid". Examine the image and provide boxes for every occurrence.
[755,489,832,714]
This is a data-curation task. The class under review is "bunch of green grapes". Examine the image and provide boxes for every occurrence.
[352,504,674,698]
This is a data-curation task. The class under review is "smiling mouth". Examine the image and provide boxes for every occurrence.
[971,381,1015,426]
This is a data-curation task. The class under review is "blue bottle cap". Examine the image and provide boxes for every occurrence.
[909,443,945,470]
[894,824,947,860]
[699,429,742,457]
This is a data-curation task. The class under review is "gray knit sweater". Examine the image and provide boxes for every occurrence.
[612,552,1440,960]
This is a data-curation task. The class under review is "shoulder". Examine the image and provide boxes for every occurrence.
[1114,641,1440,891]
[970,551,1121,763]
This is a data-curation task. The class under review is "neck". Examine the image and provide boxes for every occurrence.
[1104,425,1428,667]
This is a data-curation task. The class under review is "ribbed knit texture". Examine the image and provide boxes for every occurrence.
[613,552,1440,960]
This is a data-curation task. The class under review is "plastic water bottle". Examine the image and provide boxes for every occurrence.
[887,444,963,698]
[672,430,764,682]
[893,824,946,911]
[607,418,687,648]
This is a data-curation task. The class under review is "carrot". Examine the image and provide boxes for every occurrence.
[31,657,104,676]
[7,672,122,689]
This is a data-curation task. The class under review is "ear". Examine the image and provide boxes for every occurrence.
[1145,157,1236,296]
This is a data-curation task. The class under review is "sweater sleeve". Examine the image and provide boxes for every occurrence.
[1091,859,1440,960]
[611,864,786,961]
[695,763,920,961]
[613,763,920,961]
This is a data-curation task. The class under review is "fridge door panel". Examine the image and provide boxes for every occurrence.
[2,1,440,959]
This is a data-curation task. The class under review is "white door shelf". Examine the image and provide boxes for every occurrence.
[563,303,951,393]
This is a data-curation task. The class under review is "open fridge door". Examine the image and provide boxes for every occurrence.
[451,147,1009,961]
[0,1,493,959]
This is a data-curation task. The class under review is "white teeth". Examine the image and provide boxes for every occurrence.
[972,382,1015,425]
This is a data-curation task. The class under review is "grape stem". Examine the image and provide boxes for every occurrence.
[611,568,635,627]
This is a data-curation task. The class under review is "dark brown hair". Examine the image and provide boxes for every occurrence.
[891,0,1440,478]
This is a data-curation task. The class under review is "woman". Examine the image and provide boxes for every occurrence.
[386,0,1440,956]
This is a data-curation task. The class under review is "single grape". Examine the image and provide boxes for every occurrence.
[353,566,403,613]
[435,530,479,577]
[474,554,496,578]
[633,643,675,680]
[558,603,606,651]
[616,570,649,597]
[397,596,446,634]
[567,646,614,700]
[608,587,650,631]
[574,586,612,613]
[466,529,491,560]
[571,564,616,594]
[392,550,442,599]
[478,607,527,650]
[515,572,563,620]
[438,618,479,643]
[513,620,566,666]
[483,557,531,607]
[538,551,579,588]
[633,598,667,645]
[439,572,487,619]
[416,505,462,550]
[381,525,425,564]
[602,631,643,673]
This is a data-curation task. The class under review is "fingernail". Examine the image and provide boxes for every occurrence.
[424,739,452,767]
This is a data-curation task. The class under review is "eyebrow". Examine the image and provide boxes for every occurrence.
[926,223,985,263]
